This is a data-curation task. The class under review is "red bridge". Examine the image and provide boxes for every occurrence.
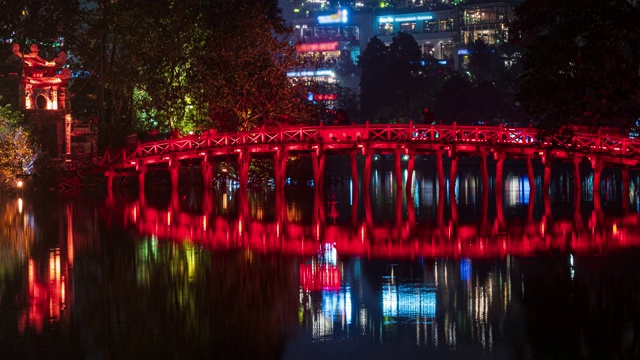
[75,123,640,197]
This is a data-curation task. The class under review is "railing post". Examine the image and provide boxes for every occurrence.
[365,121,370,140]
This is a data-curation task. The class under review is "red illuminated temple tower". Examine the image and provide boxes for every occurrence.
[19,43,72,158]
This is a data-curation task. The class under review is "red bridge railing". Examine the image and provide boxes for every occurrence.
[72,123,640,171]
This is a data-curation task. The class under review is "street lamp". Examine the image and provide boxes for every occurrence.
[16,179,24,196]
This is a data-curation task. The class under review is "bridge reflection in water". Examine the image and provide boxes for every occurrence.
[108,168,640,260]
[102,167,640,354]
[7,165,640,357]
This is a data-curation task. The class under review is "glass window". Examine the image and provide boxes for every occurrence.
[440,43,454,59]
[439,18,454,32]
[378,23,394,35]
[423,44,435,57]
[400,22,416,32]
[464,7,506,25]
[423,20,437,33]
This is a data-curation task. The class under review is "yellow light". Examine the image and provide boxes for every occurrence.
[17,180,23,188]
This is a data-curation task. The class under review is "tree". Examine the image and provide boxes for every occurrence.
[0,104,39,192]
[359,32,428,123]
[512,0,640,132]
[68,0,317,141]
[433,73,475,124]
[358,36,389,120]
[194,0,318,131]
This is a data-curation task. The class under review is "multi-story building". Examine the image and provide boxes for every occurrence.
[370,8,457,65]
[287,1,516,94]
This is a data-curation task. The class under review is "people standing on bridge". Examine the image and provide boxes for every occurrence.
[422,107,436,125]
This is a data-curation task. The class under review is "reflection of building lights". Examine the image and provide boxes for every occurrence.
[18,198,23,213]
[382,284,436,320]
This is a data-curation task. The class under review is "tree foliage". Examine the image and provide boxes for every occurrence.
[512,0,640,131]
[63,0,319,148]
[0,104,38,192]
[359,33,431,123]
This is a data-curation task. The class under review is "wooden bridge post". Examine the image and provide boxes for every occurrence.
[170,161,180,193]
[543,161,552,196]
[450,155,458,197]
[138,165,147,193]
[573,155,583,201]
[350,149,359,191]
[495,153,505,196]
[435,150,445,192]
[312,149,325,190]
[106,170,114,205]
[622,168,630,212]
[395,147,403,190]
[526,155,536,193]
[590,157,603,198]
[480,151,489,194]
[364,148,372,194]
[106,170,114,193]
[238,150,251,189]
[274,150,287,191]
[201,159,212,189]
[406,151,415,194]
[437,186,445,227]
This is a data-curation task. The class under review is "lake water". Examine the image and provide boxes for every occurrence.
[1,162,640,359]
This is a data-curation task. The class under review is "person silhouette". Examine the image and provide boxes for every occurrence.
[422,107,436,124]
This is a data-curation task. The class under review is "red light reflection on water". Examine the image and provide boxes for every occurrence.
[19,249,67,334]
[114,193,640,259]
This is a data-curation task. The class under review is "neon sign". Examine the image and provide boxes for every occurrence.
[287,69,335,78]
[317,9,348,24]
[296,42,339,53]
[314,93,338,101]
[378,13,433,23]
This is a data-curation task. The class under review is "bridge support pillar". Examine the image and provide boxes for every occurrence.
[274,150,287,191]
[138,165,147,193]
[312,149,325,190]
[106,171,115,192]
[590,157,603,197]
[364,150,372,194]
[238,150,251,189]
[480,152,489,194]
[406,152,415,194]
[350,150,359,191]
[170,161,180,193]
[622,168,630,212]
[526,156,536,193]
[395,148,403,190]
[201,160,212,189]
[450,155,458,197]
[543,162,552,196]
[573,156,583,200]
[495,153,505,195]
[436,151,445,192]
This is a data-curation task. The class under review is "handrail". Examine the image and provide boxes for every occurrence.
[75,123,640,170]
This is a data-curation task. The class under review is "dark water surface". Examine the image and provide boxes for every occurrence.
[1,165,640,359]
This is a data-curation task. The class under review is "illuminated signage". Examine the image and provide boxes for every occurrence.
[378,13,433,23]
[287,69,335,78]
[317,9,348,24]
[314,93,338,101]
[296,42,339,53]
